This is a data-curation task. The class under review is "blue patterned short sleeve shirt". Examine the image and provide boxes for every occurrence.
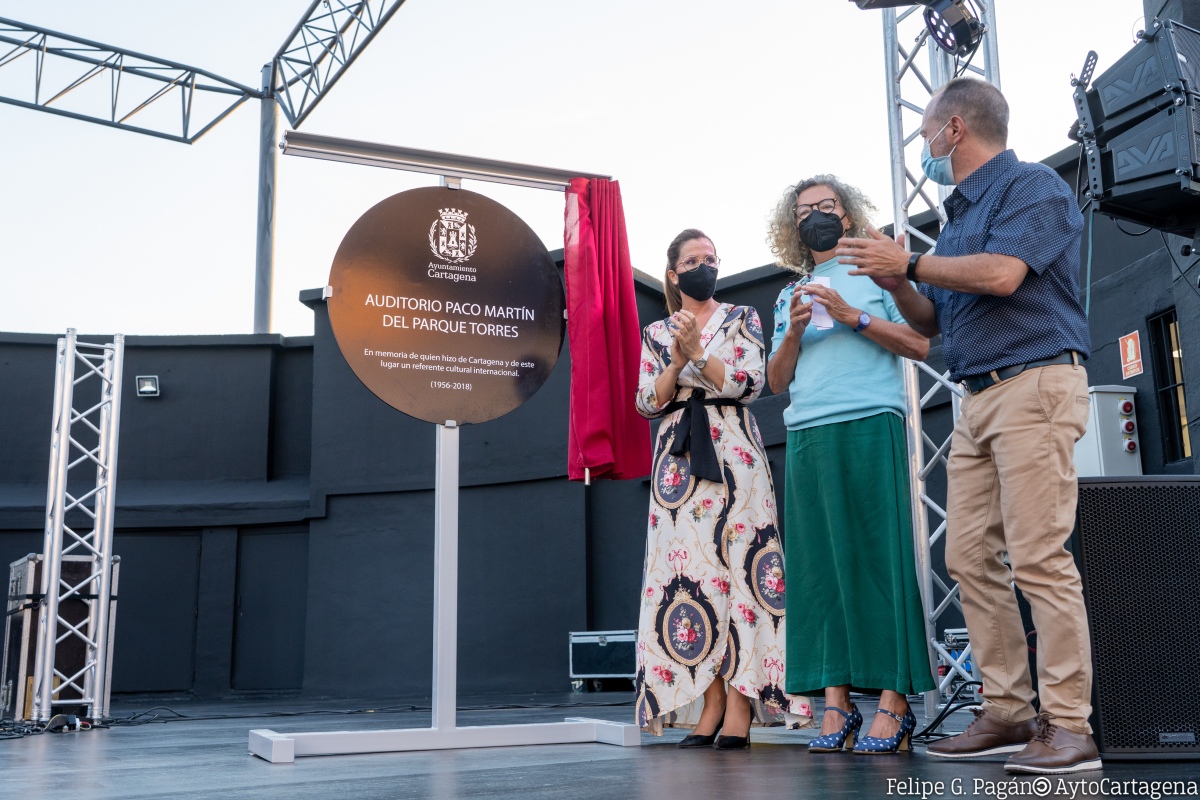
[919,149,1091,381]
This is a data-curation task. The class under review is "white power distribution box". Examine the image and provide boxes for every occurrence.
[1074,385,1142,477]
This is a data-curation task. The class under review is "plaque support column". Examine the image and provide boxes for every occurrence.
[432,421,459,732]
[248,421,640,763]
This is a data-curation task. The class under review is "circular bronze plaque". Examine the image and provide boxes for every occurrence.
[327,187,565,424]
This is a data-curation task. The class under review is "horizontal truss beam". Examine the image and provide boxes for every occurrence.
[0,16,259,143]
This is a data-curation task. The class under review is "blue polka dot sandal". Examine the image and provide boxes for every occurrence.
[853,706,916,754]
[807,704,863,753]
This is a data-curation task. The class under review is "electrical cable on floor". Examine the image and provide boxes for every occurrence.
[911,681,982,742]
[1,718,46,740]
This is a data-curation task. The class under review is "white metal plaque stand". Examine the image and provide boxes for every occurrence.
[249,422,640,763]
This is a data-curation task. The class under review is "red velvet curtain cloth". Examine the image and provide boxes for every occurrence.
[564,177,650,481]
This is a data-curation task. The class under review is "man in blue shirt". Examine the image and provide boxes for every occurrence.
[838,77,1098,775]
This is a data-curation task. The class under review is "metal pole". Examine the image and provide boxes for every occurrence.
[884,10,941,723]
[432,421,459,732]
[87,335,123,719]
[254,63,278,334]
[980,2,1002,89]
[905,364,940,721]
[280,130,609,191]
[34,330,77,722]
[883,11,907,247]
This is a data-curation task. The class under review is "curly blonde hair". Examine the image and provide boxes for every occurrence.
[766,175,877,274]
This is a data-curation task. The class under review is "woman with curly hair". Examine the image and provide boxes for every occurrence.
[765,176,935,754]
[633,228,813,749]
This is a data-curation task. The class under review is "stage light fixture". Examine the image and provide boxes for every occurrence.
[849,1,986,58]
[135,376,160,397]
[923,0,986,57]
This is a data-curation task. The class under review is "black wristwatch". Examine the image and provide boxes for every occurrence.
[906,252,921,283]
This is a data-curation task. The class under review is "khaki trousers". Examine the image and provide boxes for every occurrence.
[945,363,1093,734]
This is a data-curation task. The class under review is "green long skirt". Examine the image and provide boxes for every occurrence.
[783,412,937,697]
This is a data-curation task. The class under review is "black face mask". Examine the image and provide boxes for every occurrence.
[674,263,718,302]
[797,210,845,253]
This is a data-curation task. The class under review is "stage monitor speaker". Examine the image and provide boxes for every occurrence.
[1074,476,1200,760]
[1075,20,1200,234]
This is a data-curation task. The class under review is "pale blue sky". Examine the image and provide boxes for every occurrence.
[0,1,1137,336]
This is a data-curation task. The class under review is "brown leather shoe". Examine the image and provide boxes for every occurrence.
[1005,713,1102,774]
[926,708,1038,758]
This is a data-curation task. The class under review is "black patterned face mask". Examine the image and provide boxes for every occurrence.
[675,263,718,302]
[798,210,845,253]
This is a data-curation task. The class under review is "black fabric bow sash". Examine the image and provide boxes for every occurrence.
[662,390,740,483]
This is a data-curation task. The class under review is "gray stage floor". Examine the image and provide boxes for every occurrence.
[3,693,1198,800]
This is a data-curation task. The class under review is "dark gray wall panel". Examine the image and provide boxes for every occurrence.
[193,527,237,696]
[0,531,45,579]
[457,479,586,693]
[270,345,314,479]
[585,479,649,632]
[110,532,201,693]
[0,342,56,485]
[302,492,434,697]
[233,526,308,691]
[302,479,585,697]
[118,345,273,482]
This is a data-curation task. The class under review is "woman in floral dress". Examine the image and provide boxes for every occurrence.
[633,228,812,749]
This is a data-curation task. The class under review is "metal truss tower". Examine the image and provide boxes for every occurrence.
[33,330,124,723]
[0,1,408,333]
[878,3,1001,721]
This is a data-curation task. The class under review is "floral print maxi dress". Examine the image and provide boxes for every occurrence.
[633,303,813,734]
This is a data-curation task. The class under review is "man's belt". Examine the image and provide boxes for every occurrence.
[962,351,1080,395]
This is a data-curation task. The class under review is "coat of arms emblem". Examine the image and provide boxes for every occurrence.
[428,208,477,264]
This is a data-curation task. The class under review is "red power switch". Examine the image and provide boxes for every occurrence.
[1120,419,1136,434]
[1118,399,1135,415]
[1124,439,1138,453]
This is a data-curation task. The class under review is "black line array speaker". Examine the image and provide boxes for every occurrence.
[1074,20,1200,234]
[1073,476,1200,760]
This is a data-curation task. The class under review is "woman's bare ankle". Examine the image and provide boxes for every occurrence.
[721,689,752,737]
[694,705,725,736]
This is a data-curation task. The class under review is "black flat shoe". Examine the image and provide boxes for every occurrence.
[677,723,722,748]
[713,732,750,750]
